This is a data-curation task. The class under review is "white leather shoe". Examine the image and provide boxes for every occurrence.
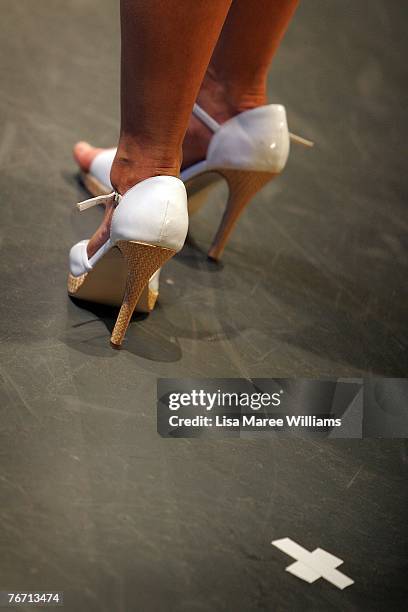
[76,104,313,260]
[68,176,188,347]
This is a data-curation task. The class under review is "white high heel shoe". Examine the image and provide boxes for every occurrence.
[68,176,188,347]
[77,104,313,260]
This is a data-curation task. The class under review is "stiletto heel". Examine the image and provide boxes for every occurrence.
[69,192,160,313]
[110,241,176,347]
[68,176,188,346]
[207,169,276,261]
[185,104,312,259]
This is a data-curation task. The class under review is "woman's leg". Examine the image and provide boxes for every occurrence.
[183,0,299,168]
[87,0,232,257]
[111,0,232,195]
[76,1,299,180]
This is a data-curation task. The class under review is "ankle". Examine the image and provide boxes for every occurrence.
[197,68,267,123]
[111,140,181,195]
[181,72,267,170]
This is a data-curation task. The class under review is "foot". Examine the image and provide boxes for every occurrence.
[85,154,181,259]
[72,142,115,259]
[75,75,266,259]
[86,197,116,259]
[182,70,267,169]
[73,141,106,173]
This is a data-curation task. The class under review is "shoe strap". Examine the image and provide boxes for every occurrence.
[193,102,314,148]
[288,132,314,147]
[193,103,220,133]
[76,191,121,212]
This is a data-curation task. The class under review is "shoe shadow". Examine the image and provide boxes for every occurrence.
[66,297,183,362]
[175,234,224,273]
[66,284,243,363]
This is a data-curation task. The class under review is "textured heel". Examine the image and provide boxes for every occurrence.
[110,241,175,348]
[208,169,276,261]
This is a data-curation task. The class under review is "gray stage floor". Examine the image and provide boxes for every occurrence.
[0,1,407,610]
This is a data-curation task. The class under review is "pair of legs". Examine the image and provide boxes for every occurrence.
[84,0,298,256]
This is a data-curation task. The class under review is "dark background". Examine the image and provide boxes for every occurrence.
[0,1,407,610]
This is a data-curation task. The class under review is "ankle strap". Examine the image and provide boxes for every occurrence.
[193,103,220,133]
[76,191,120,212]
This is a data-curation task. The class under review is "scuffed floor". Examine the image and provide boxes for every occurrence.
[0,1,407,610]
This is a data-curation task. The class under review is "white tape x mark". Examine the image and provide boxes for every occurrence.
[272,538,354,590]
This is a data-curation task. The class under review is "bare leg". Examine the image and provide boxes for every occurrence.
[183,0,299,168]
[111,0,232,194]
[76,1,298,184]
[87,0,232,257]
